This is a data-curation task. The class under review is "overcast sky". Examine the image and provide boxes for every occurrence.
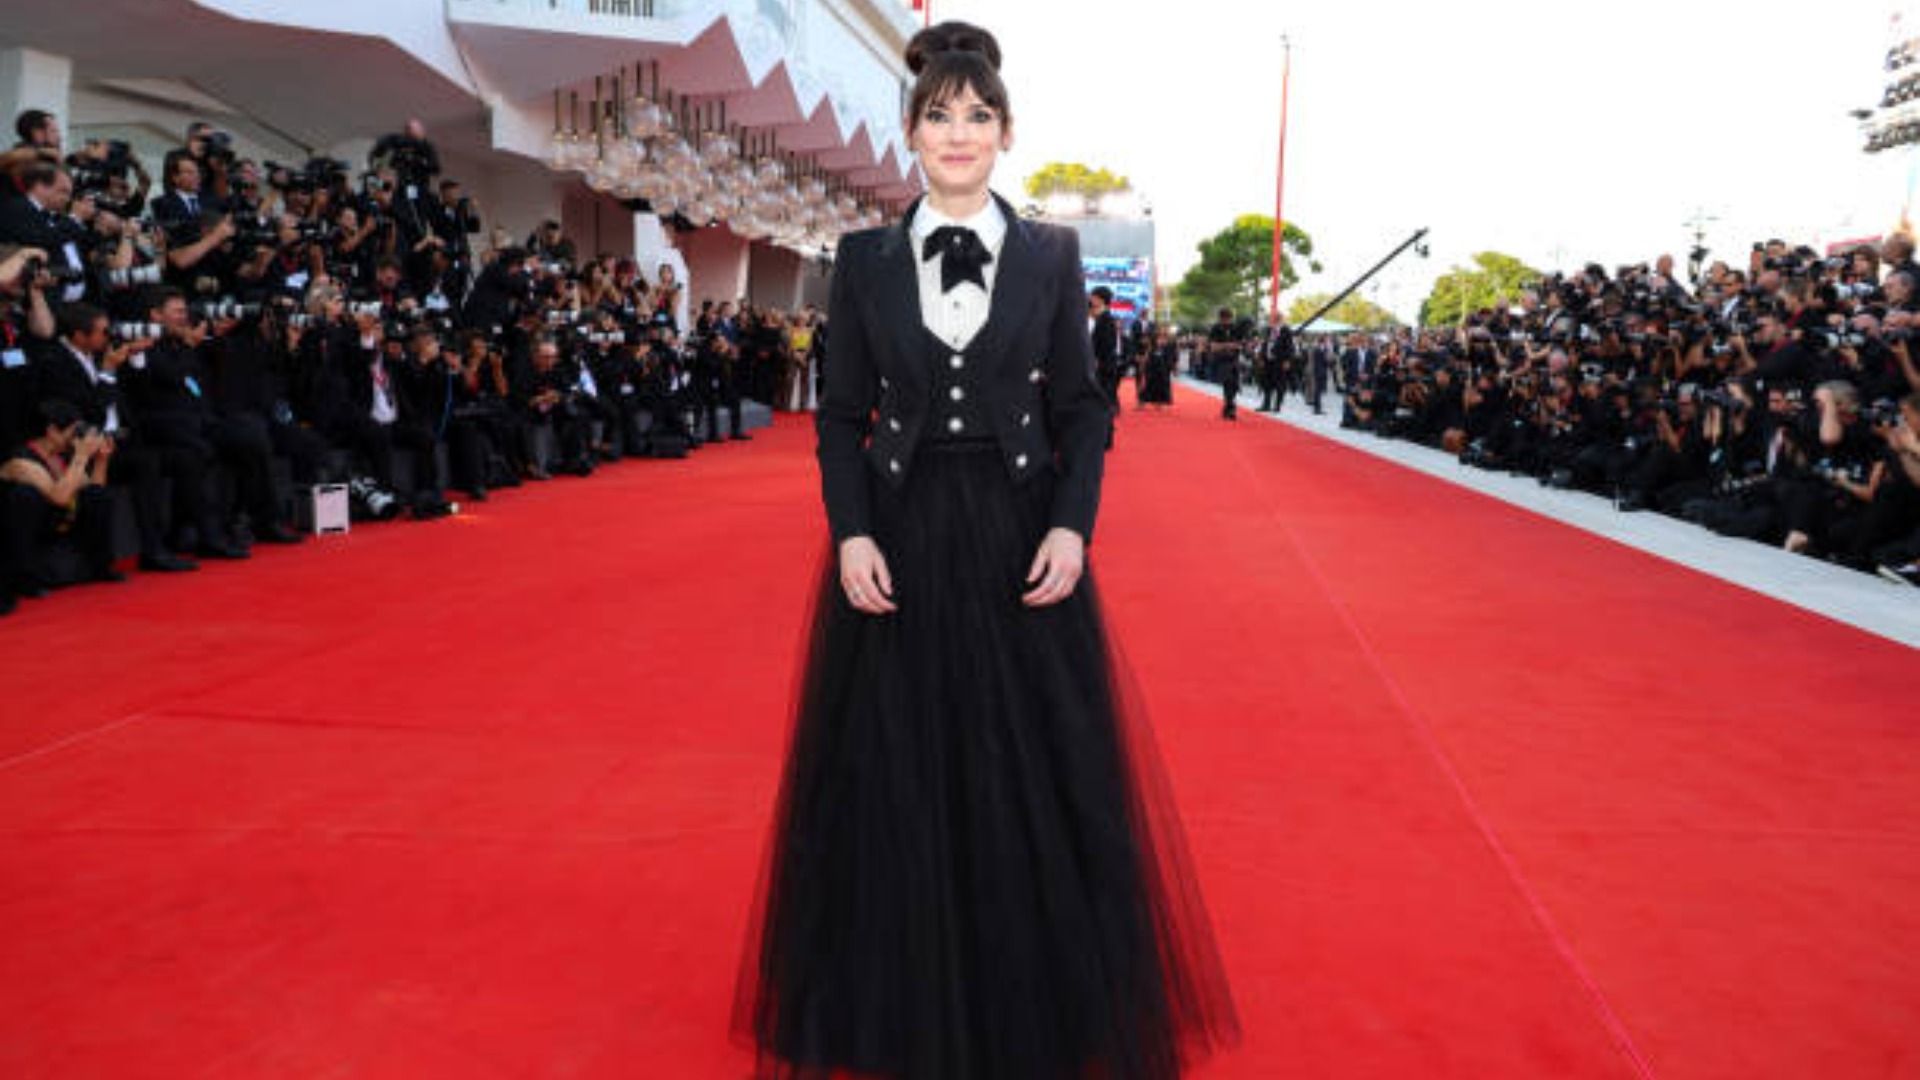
[928,0,1904,320]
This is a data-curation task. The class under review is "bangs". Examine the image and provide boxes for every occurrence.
[908,53,1010,127]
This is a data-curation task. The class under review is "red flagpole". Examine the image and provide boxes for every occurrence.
[1269,36,1291,323]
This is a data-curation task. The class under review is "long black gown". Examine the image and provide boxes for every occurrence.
[732,229,1239,1080]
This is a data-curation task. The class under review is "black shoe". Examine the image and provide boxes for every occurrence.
[253,523,304,544]
[0,591,13,615]
[526,465,552,481]
[465,486,489,503]
[139,552,199,573]
[195,541,251,560]
[730,432,753,441]
[92,566,129,584]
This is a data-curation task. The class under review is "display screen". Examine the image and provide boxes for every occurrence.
[1083,256,1154,325]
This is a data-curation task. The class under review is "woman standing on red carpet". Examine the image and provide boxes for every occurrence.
[731,21,1240,1079]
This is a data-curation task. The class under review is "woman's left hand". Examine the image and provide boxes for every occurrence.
[1022,527,1085,607]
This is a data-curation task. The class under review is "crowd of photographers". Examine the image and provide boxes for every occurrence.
[0,109,826,617]
[1218,240,1920,585]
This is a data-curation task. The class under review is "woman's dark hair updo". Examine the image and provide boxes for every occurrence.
[904,21,1011,134]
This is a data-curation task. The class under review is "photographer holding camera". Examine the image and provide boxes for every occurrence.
[514,333,595,477]
[119,286,291,556]
[0,163,89,304]
[1776,381,1886,556]
[182,122,237,203]
[151,152,238,294]
[396,323,488,503]
[0,397,123,604]
[29,302,198,573]
[67,137,151,220]
[451,328,526,487]
[368,118,440,240]
[0,242,58,450]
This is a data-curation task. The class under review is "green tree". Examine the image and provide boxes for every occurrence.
[1418,251,1541,327]
[1284,292,1401,330]
[1024,162,1132,214]
[1170,214,1317,327]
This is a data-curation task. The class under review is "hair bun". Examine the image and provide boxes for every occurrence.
[905,21,1002,76]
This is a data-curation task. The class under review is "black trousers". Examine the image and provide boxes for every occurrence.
[107,436,204,558]
[702,384,744,440]
[328,415,444,498]
[209,412,291,529]
[0,481,117,590]
[135,411,248,546]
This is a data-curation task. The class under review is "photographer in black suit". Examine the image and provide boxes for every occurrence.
[514,333,595,476]
[1089,286,1120,446]
[1207,307,1242,420]
[150,152,236,292]
[116,288,260,558]
[29,302,198,572]
[1258,321,1294,411]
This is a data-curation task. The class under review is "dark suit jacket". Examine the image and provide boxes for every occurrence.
[1091,311,1119,377]
[0,194,61,248]
[148,190,222,234]
[30,339,120,430]
[817,191,1109,546]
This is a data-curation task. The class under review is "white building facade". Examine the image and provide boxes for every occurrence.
[0,0,925,310]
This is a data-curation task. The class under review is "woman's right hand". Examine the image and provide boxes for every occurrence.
[839,535,897,615]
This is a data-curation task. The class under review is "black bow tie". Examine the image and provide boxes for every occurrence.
[922,225,993,293]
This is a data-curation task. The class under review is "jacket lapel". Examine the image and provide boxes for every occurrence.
[966,190,1045,369]
[874,200,926,391]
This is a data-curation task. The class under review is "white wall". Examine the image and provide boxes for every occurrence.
[0,47,71,147]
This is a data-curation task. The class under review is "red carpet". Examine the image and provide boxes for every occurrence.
[1,384,1916,1078]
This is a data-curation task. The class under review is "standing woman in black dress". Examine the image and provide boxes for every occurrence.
[732,21,1240,1079]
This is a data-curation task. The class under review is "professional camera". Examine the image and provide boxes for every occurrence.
[370,133,437,188]
[22,256,84,287]
[102,264,164,290]
[1865,399,1904,427]
[1811,329,1868,350]
[193,299,259,321]
[201,130,236,165]
[111,321,163,341]
[67,139,135,192]
[1699,387,1748,413]
[347,301,384,319]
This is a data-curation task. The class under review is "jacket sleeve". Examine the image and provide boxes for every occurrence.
[816,233,876,545]
[1044,228,1110,546]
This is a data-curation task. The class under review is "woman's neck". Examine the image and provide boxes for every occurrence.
[925,185,990,221]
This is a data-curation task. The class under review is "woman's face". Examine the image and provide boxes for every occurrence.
[909,84,1009,198]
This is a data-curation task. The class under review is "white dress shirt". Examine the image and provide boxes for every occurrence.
[909,196,1006,352]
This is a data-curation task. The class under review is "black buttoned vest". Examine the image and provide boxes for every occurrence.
[919,325,992,446]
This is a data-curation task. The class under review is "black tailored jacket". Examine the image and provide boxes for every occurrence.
[817,191,1109,547]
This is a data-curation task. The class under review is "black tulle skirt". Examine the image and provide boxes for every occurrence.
[732,441,1239,1080]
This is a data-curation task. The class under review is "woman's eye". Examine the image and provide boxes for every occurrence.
[970,110,994,124]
